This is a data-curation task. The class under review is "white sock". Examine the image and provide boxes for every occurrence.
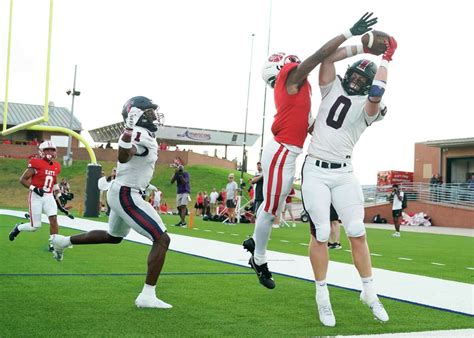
[18,223,38,232]
[315,280,329,299]
[361,276,377,301]
[253,211,275,265]
[142,283,156,297]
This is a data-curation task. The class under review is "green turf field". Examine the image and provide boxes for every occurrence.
[1,214,473,336]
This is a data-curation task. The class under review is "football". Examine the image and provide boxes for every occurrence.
[361,30,390,55]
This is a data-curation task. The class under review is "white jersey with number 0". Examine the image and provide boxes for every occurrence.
[115,126,158,190]
[307,79,386,164]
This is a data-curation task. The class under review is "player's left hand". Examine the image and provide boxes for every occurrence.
[350,12,378,36]
[66,213,74,220]
[382,37,397,61]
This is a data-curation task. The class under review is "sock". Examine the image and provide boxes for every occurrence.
[361,276,377,301]
[18,223,38,232]
[253,211,275,265]
[315,280,329,300]
[142,283,156,297]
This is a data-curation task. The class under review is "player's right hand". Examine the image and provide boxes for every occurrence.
[350,12,378,36]
[125,107,143,130]
[32,187,44,197]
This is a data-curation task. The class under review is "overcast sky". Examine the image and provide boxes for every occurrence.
[0,0,472,184]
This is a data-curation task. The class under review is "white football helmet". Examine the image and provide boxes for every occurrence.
[39,140,57,162]
[261,52,301,88]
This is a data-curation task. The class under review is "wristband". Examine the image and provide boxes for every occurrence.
[345,45,364,57]
[118,138,133,149]
[356,45,364,54]
[29,185,35,191]
[343,30,352,39]
[380,59,389,69]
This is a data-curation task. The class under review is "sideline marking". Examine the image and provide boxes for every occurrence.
[371,253,383,257]
[217,232,225,234]
[203,229,212,232]
[230,234,239,236]
[344,249,352,253]
[299,243,308,246]
[0,272,255,277]
[431,262,445,266]
[280,240,289,243]
[466,267,474,270]
[399,257,413,261]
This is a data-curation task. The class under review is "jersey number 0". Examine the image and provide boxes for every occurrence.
[326,96,351,129]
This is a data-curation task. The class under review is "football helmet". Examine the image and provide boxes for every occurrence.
[121,96,164,132]
[261,53,301,88]
[38,140,57,162]
[342,59,377,95]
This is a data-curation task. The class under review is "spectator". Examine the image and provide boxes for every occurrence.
[105,141,112,149]
[250,162,264,216]
[171,165,190,227]
[430,173,442,202]
[194,191,204,216]
[282,187,296,227]
[390,184,404,237]
[248,182,255,203]
[203,191,211,218]
[98,144,104,149]
[153,187,162,212]
[3,139,12,145]
[58,178,74,208]
[328,205,342,249]
[225,173,238,224]
[209,188,219,216]
[145,184,158,204]
[30,138,39,146]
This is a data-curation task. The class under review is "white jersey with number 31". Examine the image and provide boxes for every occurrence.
[307,79,386,164]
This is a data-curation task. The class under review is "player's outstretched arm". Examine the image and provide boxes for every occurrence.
[366,36,397,116]
[288,12,377,92]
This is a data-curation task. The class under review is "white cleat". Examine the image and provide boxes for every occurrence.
[360,292,389,323]
[135,293,172,309]
[392,232,401,237]
[316,296,336,327]
[51,234,72,262]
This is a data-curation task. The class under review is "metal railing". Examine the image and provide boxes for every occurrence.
[362,183,474,209]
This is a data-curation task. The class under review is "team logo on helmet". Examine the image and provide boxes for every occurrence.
[342,59,377,96]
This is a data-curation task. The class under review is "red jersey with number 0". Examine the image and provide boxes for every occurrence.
[28,158,61,193]
[272,62,312,148]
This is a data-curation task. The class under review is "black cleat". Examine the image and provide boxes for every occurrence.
[48,243,54,252]
[9,224,20,241]
[249,257,275,289]
[24,213,30,220]
[242,237,255,255]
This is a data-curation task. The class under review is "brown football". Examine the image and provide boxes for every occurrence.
[361,30,390,55]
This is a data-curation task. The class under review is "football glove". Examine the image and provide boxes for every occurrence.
[30,185,44,197]
[125,107,144,130]
[382,37,398,61]
[350,12,378,36]
[56,199,75,219]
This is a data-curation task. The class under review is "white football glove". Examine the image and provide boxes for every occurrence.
[125,107,144,129]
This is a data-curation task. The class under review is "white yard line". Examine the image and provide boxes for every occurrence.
[2,209,473,316]
[398,257,413,261]
[431,262,445,266]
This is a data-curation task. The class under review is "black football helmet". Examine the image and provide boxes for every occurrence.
[121,96,164,132]
[342,59,377,96]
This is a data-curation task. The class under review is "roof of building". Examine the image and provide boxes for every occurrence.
[89,122,260,147]
[423,137,474,148]
[0,102,82,131]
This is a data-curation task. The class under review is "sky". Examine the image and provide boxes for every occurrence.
[0,0,473,185]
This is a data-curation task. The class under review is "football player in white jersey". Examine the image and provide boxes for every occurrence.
[52,96,172,309]
[301,36,397,326]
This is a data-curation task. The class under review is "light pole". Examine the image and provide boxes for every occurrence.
[240,33,255,185]
[64,65,80,166]
[259,0,273,161]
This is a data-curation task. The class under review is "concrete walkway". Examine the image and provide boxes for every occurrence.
[364,222,474,237]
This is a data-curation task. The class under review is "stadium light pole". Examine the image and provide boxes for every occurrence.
[64,65,80,167]
[259,0,273,161]
[240,33,255,186]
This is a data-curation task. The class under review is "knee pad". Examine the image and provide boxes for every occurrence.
[345,222,366,238]
[313,223,331,242]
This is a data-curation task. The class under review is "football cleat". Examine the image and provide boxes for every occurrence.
[316,297,336,327]
[135,293,172,309]
[249,257,275,289]
[360,291,389,322]
[51,234,72,262]
[48,243,54,252]
[8,224,20,241]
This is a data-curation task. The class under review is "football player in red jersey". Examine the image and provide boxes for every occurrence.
[9,140,73,260]
[243,13,377,291]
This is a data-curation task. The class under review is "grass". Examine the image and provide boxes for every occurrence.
[0,158,254,211]
[1,214,473,337]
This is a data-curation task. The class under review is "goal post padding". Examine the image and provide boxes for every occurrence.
[84,164,102,217]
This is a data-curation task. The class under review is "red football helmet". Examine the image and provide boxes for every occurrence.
[39,140,57,162]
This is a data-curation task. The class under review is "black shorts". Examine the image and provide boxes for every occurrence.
[194,203,203,210]
[392,209,402,218]
[330,204,340,222]
[226,200,236,208]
